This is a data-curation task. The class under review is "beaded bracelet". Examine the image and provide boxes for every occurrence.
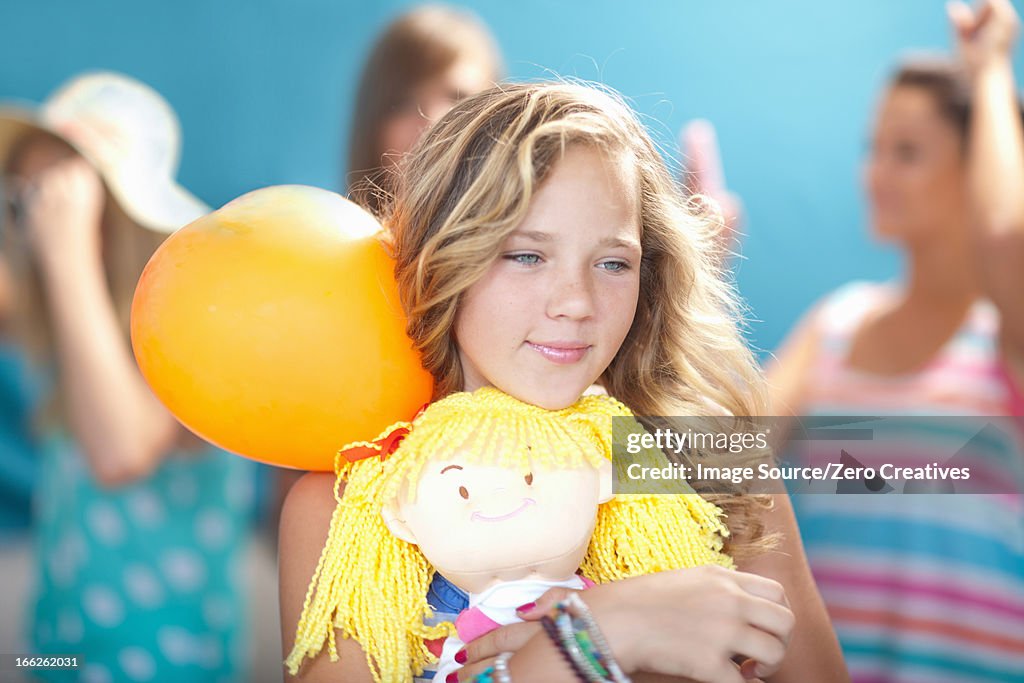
[542,593,632,683]
[541,614,591,683]
[468,663,493,679]
[493,651,514,683]
[471,652,514,683]
[471,665,495,683]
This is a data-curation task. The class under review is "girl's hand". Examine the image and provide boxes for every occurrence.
[569,566,792,682]
[457,565,793,683]
[680,119,744,259]
[949,0,1020,73]
[20,156,104,271]
[456,617,543,675]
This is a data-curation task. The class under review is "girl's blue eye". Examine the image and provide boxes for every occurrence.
[505,253,541,266]
[600,260,630,272]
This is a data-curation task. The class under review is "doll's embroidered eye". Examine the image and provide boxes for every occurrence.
[458,486,469,499]
[524,472,533,485]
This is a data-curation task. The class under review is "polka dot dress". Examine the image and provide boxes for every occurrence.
[27,434,257,683]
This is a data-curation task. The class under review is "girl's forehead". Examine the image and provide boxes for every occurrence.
[516,146,641,233]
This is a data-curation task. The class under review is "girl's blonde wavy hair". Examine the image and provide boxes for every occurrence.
[287,387,733,681]
[387,81,772,552]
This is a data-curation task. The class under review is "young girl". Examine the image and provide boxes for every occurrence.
[1,72,257,683]
[345,4,502,217]
[280,81,848,682]
[767,2,1024,680]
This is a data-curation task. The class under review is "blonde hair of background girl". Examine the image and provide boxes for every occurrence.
[287,387,734,681]
[388,81,773,549]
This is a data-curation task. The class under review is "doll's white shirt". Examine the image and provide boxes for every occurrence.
[434,575,588,679]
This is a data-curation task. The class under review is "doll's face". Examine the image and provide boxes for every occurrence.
[384,456,612,594]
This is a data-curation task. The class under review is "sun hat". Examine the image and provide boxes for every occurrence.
[0,71,208,233]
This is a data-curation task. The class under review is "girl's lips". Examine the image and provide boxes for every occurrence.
[527,341,591,364]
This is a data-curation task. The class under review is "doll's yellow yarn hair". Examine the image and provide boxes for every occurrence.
[286,387,732,682]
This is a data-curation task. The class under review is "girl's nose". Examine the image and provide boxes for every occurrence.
[546,271,595,320]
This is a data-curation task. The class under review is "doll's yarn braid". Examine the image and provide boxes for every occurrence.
[567,393,734,578]
[285,434,451,681]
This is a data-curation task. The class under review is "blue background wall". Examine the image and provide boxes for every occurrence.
[4,0,1023,355]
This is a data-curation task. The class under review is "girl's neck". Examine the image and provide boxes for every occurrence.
[900,239,979,313]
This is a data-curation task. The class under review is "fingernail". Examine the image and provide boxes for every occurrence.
[515,601,536,615]
[455,648,467,664]
[446,674,458,683]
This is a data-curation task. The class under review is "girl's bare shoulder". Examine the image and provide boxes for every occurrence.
[280,472,339,546]
[280,473,375,681]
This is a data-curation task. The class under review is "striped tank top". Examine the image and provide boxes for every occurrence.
[790,281,1024,683]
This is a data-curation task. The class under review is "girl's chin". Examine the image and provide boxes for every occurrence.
[508,387,591,410]
[478,367,600,408]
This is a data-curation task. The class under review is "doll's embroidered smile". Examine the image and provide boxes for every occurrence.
[470,498,536,522]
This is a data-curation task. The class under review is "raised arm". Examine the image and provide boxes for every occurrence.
[0,254,12,331]
[950,0,1024,379]
[24,156,180,486]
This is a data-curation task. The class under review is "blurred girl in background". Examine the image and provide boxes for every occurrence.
[767,1,1024,680]
[0,71,257,683]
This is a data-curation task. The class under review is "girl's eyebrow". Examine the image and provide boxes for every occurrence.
[509,229,552,242]
[509,230,640,251]
[440,465,463,474]
[599,236,641,251]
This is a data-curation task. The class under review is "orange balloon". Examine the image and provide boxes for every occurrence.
[131,185,433,471]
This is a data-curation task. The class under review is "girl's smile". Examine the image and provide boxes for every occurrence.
[525,340,591,364]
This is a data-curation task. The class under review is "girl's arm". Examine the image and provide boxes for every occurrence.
[280,474,796,683]
[461,567,795,682]
[951,0,1024,384]
[25,158,180,486]
[735,492,850,683]
[464,495,847,682]
[279,472,600,682]
[763,309,822,417]
[0,254,12,331]
[280,472,375,682]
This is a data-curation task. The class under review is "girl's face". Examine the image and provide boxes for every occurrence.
[5,137,107,243]
[864,85,967,245]
[379,59,493,166]
[454,145,641,410]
